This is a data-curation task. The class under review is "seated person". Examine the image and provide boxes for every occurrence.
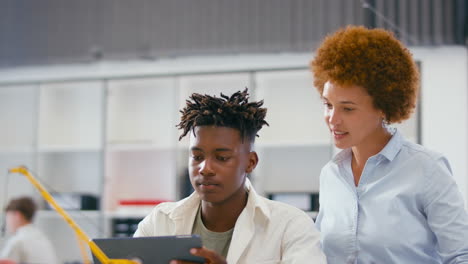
[0,196,58,264]
[134,89,326,264]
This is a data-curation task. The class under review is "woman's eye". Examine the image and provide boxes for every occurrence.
[344,107,354,112]
[323,102,332,109]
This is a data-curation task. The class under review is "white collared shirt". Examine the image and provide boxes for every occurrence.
[135,179,327,264]
[0,224,59,264]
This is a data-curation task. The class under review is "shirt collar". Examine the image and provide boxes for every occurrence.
[331,128,403,164]
[16,223,33,234]
[164,178,271,220]
[378,128,402,161]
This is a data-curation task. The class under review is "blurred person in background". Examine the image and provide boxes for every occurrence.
[0,196,58,264]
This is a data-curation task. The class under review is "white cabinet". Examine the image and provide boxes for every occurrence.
[105,78,178,211]
[253,70,331,194]
[0,85,37,151]
[38,81,103,151]
[106,78,177,149]
[0,85,37,208]
[37,151,102,195]
[35,80,104,204]
[254,70,329,146]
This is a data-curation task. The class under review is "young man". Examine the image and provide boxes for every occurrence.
[134,89,326,264]
[0,197,58,264]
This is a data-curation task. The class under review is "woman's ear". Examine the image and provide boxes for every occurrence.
[246,151,259,173]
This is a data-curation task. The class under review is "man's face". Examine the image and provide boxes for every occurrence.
[188,126,257,205]
[5,211,22,234]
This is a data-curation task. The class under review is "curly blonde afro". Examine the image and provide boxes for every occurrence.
[310,25,419,123]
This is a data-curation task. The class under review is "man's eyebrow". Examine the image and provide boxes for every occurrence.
[190,147,233,152]
[215,148,233,152]
[190,147,203,152]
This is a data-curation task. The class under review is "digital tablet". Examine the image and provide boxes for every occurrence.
[91,235,205,264]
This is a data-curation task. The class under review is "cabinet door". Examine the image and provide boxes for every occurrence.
[107,77,178,149]
[254,70,329,145]
[0,85,37,151]
[37,151,102,195]
[0,85,38,206]
[105,149,176,211]
[105,77,178,211]
[253,70,331,194]
[36,81,104,209]
[38,81,103,150]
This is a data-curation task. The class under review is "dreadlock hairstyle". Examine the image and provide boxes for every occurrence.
[177,88,269,142]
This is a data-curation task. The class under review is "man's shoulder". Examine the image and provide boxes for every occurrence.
[146,195,197,218]
[257,196,311,222]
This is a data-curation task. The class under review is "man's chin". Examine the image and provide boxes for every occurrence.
[199,194,224,205]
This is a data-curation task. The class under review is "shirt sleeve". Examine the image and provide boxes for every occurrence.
[315,167,328,232]
[133,213,153,237]
[280,211,327,264]
[0,239,23,262]
[424,157,468,263]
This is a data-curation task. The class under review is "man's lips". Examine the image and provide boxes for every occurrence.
[197,181,220,186]
[196,181,221,191]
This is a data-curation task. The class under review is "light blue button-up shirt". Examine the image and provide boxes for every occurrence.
[316,129,468,264]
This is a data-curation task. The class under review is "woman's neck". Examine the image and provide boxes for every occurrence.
[351,128,392,185]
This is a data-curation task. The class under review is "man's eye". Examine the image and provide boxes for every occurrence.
[217,156,230,161]
[192,155,203,161]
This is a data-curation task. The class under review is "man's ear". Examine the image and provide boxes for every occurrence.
[246,151,259,173]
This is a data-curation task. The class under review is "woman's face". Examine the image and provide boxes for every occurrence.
[322,81,387,150]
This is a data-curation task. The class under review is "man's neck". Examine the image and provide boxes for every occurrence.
[200,190,248,232]
[12,221,30,234]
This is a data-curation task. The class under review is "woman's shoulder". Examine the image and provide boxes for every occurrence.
[401,140,446,162]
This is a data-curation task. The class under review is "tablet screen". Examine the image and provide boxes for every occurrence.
[91,235,205,264]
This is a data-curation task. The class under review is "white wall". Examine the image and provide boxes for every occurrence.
[413,47,468,205]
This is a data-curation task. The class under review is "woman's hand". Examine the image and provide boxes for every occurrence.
[170,247,227,264]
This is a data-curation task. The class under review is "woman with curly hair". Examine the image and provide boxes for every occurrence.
[311,25,468,263]
[135,89,326,264]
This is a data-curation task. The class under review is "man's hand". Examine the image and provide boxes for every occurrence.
[170,247,227,264]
